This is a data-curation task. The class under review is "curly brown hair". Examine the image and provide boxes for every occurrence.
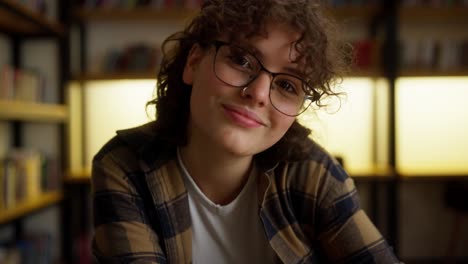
[147,0,349,163]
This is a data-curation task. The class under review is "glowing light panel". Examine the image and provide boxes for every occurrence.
[397,77,468,175]
[84,80,155,168]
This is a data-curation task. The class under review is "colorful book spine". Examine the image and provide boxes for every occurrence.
[0,65,45,103]
[0,150,59,210]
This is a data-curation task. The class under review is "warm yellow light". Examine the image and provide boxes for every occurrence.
[84,80,155,168]
[397,77,468,176]
[299,77,387,175]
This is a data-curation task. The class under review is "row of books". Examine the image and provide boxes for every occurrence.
[352,39,380,70]
[0,65,46,103]
[349,38,468,71]
[83,0,468,8]
[328,0,468,6]
[0,233,53,264]
[326,0,379,6]
[101,43,162,73]
[14,0,48,14]
[0,149,60,211]
[400,39,468,70]
[80,0,203,9]
[402,0,468,6]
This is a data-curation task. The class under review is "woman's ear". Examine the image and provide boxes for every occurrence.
[183,44,204,85]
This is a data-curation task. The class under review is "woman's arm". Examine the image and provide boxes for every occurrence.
[92,143,166,264]
[315,162,400,263]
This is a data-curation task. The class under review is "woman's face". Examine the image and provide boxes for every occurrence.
[183,22,301,158]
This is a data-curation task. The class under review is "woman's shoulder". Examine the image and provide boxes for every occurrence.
[292,139,342,168]
[282,140,350,188]
[93,122,153,160]
[277,141,356,213]
[307,141,348,181]
[93,121,176,171]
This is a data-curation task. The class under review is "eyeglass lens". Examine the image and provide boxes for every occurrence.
[213,44,311,116]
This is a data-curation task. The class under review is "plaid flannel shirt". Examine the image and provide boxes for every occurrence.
[92,121,400,263]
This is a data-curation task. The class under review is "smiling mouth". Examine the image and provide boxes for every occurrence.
[222,105,266,128]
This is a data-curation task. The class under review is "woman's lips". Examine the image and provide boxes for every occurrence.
[222,104,266,128]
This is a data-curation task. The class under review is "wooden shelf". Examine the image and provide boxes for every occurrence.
[399,174,468,181]
[347,67,383,78]
[0,191,63,225]
[74,71,157,81]
[328,6,379,22]
[75,6,380,23]
[75,68,383,81]
[349,165,395,181]
[400,6,468,22]
[400,68,468,77]
[74,7,198,22]
[0,100,68,122]
[0,0,63,35]
[65,169,91,184]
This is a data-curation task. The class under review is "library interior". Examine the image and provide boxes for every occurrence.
[0,0,468,263]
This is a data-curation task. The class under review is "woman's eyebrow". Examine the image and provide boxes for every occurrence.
[241,42,304,77]
[283,66,304,78]
[241,43,264,60]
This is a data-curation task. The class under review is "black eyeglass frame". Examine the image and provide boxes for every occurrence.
[210,40,316,117]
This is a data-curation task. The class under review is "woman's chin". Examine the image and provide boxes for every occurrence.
[220,140,269,159]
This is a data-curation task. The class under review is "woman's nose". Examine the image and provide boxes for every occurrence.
[241,72,272,107]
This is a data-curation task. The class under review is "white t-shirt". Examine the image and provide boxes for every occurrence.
[177,150,276,264]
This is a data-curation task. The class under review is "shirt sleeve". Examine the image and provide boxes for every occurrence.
[91,144,167,264]
[315,161,401,263]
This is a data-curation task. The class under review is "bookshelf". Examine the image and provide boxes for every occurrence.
[400,6,468,22]
[398,6,468,78]
[0,191,63,225]
[394,3,468,262]
[74,70,157,81]
[72,5,382,81]
[74,7,198,22]
[0,0,64,35]
[0,0,68,263]
[65,169,92,184]
[396,4,468,176]
[0,100,68,122]
[400,68,468,77]
[328,5,379,21]
[73,6,195,82]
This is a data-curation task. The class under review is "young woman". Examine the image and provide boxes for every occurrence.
[92,0,400,263]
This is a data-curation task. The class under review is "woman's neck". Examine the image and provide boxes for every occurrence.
[179,142,253,205]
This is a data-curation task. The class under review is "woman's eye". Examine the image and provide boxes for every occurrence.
[276,79,298,94]
[228,53,251,69]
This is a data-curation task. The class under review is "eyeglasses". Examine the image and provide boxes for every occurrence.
[211,40,315,117]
